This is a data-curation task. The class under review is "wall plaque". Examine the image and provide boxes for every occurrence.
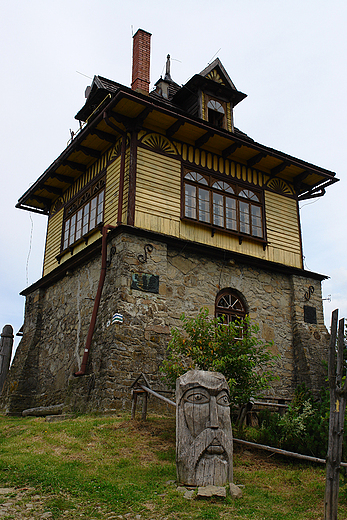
[131,273,159,294]
[304,305,317,324]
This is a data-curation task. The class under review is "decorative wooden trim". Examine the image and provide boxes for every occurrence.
[265,178,294,196]
[127,130,138,226]
[117,134,127,225]
[139,132,178,156]
[296,199,304,270]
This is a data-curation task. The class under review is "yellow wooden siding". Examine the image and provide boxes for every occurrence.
[134,147,302,268]
[43,210,63,276]
[43,149,121,275]
[43,142,302,277]
[265,191,302,267]
[179,221,268,260]
[104,156,121,226]
[135,148,181,232]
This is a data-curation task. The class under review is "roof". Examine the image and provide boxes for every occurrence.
[16,64,338,215]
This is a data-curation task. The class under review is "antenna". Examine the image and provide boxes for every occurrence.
[207,48,221,65]
[76,71,93,80]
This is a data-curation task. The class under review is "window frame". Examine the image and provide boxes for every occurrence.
[182,168,266,244]
[215,288,247,339]
[215,288,247,322]
[61,175,106,253]
[204,95,228,130]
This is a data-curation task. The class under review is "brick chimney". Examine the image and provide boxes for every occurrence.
[131,29,151,94]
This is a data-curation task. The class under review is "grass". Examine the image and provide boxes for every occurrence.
[0,413,346,519]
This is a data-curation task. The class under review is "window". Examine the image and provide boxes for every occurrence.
[62,177,105,251]
[183,171,264,239]
[207,99,225,128]
[215,289,247,342]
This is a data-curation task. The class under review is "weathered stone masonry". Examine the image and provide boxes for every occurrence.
[0,229,329,415]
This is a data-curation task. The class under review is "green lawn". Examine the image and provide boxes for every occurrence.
[0,413,346,519]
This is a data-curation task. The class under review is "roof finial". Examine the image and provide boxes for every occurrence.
[164,54,172,81]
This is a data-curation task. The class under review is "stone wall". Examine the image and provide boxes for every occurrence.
[0,230,329,414]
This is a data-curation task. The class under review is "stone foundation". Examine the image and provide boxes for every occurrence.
[0,230,329,415]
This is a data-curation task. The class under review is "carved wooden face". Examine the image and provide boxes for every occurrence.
[182,386,231,438]
[176,370,233,486]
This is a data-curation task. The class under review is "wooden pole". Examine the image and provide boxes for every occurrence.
[234,438,347,467]
[324,310,347,520]
[131,391,138,420]
[0,325,14,394]
[141,392,148,421]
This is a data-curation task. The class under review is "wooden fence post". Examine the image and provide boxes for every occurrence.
[131,391,138,420]
[324,309,347,520]
[0,325,14,394]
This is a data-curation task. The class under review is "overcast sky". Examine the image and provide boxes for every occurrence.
[1,0,346,355]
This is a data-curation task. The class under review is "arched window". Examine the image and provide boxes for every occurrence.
[207,99,225,128]
[215,289,247,324]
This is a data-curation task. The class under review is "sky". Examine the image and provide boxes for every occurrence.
[1,0,346,356]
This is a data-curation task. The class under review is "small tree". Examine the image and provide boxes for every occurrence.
[161,308,277,407]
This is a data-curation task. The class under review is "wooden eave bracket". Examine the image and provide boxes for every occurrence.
[247,152,267,167]
[75,145,102,159]
[195,131,214,148]
[62,160,87,173]
[39,184,63,196]
[269,161,291,179]
[90,129,118,144]
[103,113,126,136]
[166,120,184,138]
[51,173,75,185]
[31,194,52,209]
[222,142,241,158]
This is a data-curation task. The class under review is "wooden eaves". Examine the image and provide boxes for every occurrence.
[16,82,339,214]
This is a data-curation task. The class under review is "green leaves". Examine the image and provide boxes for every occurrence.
[160,308,277,406]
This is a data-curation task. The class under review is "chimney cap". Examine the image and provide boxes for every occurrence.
[133,28,152,38]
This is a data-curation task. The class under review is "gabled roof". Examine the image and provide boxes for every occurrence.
[199,58,238,90]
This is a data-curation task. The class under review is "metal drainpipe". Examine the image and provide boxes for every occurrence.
[74,224,116,377]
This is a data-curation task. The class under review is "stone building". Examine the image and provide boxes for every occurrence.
[1,29,338,414]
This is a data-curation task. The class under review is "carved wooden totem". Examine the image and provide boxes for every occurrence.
[176,370,233,486]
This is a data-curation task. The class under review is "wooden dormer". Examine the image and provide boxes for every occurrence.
[173,58,247,132]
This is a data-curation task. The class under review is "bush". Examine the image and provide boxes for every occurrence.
[160,308,277,407]
[252,384,341,460]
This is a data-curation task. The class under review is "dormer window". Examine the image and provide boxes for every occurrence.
[207,99,225,128]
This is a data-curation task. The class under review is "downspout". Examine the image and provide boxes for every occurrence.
[74,224,116,376]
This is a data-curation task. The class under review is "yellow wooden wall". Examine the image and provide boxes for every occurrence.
[104,155,121,226]
[43,147,123,276]
[265,191,302,267]
[43,137,303,277]
[43,210,64,276]
[135,148,181,235]
[135,147,302,269]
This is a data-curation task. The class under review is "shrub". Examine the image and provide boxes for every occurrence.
[160,308,277,407]
[254,384,343,460]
